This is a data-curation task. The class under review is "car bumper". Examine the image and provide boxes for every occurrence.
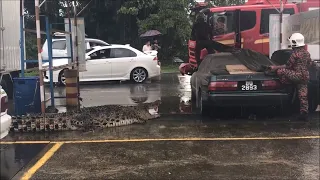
[206,93,290,107]
[149,65,161,79]
[0,113,12,139]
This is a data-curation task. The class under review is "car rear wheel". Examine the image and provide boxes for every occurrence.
[197,90,210,116]
[58,69,67,86]
[131,68,148,83]
[191,88,196,102]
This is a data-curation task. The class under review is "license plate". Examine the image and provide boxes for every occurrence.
[241,81,258,91]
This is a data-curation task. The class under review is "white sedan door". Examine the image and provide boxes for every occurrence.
[81,49,112,81]
[109,48,137,79]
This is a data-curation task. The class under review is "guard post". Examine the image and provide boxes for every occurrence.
[64,69,79,108]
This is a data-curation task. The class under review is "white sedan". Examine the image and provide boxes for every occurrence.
[0,87,11,139]
[43,44,161,85]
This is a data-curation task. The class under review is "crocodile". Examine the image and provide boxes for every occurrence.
[10,101,161,133]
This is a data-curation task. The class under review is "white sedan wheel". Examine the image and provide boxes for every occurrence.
[131,68,147,83]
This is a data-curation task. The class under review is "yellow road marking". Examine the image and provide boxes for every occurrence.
[1,136,319,145]
[21,143,63,180]
[54,136,320,143]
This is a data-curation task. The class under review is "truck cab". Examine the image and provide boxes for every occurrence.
[188,0,319,67]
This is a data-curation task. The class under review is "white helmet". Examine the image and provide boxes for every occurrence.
[288,33,305,48]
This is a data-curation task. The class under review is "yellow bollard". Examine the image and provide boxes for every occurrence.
[64,69,79,108]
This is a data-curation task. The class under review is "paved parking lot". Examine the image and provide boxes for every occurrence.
[1,73,320,180]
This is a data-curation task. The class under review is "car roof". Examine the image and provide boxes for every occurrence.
[89,44,144,55]
[92,44,133,50]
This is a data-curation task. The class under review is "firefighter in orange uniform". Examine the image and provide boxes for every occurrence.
[270,33,317,120]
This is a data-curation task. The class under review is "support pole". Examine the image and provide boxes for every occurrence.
[72,1,80,111]
[20,0,25,77]
[46,17,55,108]
[35,0,46,115]
[279,0,284,50]
[66,1,74,65]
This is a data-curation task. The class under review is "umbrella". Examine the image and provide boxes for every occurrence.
[140,30,162,38]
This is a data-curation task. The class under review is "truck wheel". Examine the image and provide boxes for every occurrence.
[58,69,67,86]
[0,79,8,94]
[1,76,14,99]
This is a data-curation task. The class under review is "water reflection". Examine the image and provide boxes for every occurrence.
[47,83,162,108]
[0,144,47,180]
[177,75,193,114]
[43,73,195,115]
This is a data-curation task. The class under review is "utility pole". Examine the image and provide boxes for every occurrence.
[35,0,46,115]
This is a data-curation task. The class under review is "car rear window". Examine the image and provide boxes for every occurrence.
[110,48,137,58]
[86,48,95,53]
[52,40,66,50]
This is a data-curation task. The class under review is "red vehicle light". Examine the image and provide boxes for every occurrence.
[1,94,8,113]
[208,81,238,91]
[153,56,158,61]
[261,80,281,90]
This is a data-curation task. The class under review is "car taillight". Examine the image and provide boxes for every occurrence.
[261,80,281,90]
[1,95,8,113]
[153,57,160,65]
[208,81,238,91]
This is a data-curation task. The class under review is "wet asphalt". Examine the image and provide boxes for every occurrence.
[1,73,320,180]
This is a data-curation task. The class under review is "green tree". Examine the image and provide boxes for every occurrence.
[119,0,192,62]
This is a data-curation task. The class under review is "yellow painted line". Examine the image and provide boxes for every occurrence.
[254,38,270,44]
[21,143,63,180]
[2,136,319,145]
[52,136,320,144]
[0,141,50,145]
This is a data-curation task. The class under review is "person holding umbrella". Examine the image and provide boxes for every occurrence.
[152,40,161,51]
[140,30,162,52]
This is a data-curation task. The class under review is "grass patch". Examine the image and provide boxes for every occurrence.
[21,71,39,77]
[161,64,180,73]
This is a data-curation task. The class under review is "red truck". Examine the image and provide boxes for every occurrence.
[188,0,320,67]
